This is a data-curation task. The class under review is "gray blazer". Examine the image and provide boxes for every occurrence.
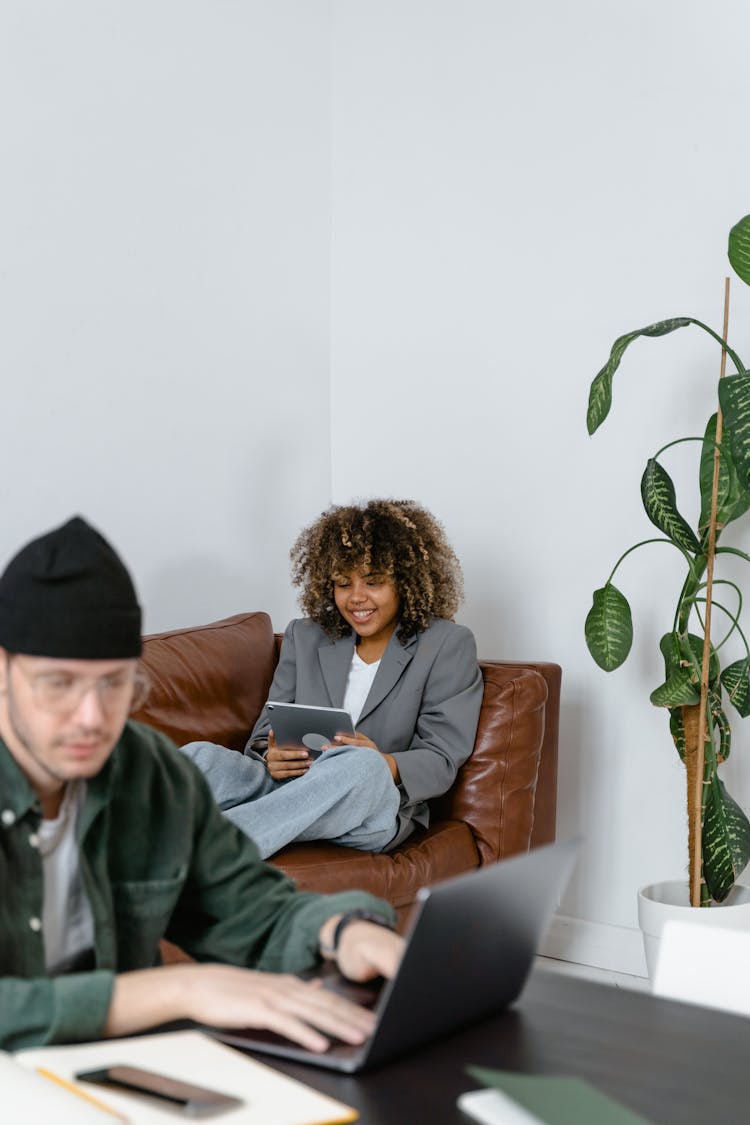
[248,617,483,846]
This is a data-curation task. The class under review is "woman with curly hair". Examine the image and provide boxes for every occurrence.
[181,499,483,859]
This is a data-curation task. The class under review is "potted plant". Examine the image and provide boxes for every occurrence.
[585,214,750,972]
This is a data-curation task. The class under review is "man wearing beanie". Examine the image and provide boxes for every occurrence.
[0,516,401,1050]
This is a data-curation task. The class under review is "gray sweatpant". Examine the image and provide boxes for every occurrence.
[179,741,400,859]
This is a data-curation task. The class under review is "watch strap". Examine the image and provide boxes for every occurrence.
[321,909,394,957]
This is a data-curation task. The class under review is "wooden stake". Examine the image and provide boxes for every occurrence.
[690,277,731,906]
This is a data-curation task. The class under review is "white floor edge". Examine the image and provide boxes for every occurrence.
[540,912,648,980]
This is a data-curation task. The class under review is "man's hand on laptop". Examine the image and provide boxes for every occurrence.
[319,914,404,982]
[105,965,378,1053]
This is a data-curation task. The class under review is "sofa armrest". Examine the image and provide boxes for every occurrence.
[432,661,559,863]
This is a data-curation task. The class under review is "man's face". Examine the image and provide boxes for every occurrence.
[0,651,138,799]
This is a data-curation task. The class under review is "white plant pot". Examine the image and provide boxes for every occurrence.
[638,880,750,979]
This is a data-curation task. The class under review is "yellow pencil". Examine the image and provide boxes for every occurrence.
[35,1066,130,1122]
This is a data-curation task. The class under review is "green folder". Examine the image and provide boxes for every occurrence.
[464,1067,656,1125]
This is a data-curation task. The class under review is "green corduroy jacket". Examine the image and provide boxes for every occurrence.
[0,721,394,1050]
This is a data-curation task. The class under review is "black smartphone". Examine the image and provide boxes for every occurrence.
[75,1065,243,1118]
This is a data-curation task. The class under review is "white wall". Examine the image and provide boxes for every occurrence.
[0,1,333,633]
[6,1,750,975]
[331,1,750,970]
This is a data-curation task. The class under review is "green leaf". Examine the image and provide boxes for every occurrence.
[659,630,682,672]
[641,459,700,554]
[702,776,750,902]
[659,631,719,686]
[685,632,720,684]
[728,214,750,288]
[668,707,686,762]
[650,669,700,708]
[710,689,732,764]
[699,415,730,530]
[718,374,750,493]
[699,414,750,537]
[721,659,750,718]
[585,584,633,671]
[657,634,701,708]
[587,319,692,435]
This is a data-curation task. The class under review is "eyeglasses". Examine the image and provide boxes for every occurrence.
[11,660,149,716]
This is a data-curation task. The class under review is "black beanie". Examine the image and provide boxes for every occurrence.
[0,516,142,659]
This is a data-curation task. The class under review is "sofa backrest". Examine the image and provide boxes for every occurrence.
[132,612,276,752]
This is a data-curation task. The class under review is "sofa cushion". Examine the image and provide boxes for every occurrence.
[271,819,478,911]
[133,612,276,752]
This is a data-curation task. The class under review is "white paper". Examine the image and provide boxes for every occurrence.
[16,1030,357,1125]
[457,1088,545,1125]
[1,1050,113,1121]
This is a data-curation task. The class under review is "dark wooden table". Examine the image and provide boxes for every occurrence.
[263,967,750,1123]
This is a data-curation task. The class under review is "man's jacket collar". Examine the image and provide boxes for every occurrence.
[0,732,119,828]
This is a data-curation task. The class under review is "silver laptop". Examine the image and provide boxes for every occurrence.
[212,838,579,1073]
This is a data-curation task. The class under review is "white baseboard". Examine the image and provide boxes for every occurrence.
[540,913,648,978]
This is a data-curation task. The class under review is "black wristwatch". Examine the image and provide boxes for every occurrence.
[320,909,394,957]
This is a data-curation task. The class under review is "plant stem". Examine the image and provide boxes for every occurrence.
[689,316,745,374]
[691,586,746,653]
[653,436,703,460]
[689,278,731,907]
[606,539,690,587]
[716,546,750,565]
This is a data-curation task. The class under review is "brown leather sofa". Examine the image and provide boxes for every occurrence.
[133,612,560,917]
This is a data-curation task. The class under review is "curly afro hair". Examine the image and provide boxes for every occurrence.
[290,499,464,641]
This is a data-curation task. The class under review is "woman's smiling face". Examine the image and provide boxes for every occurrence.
[333,569,400,648]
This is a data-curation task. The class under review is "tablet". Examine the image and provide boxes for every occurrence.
[265,701,355,757]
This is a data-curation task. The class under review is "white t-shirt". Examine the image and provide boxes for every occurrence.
[38,780,95,974]
[343,649,380,727]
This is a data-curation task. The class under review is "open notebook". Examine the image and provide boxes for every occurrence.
[12,1030,357,1124]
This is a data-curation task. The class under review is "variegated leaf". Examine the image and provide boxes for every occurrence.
[703,776,750,902]
[585,584,633,671]
[650,668,700,708]
[660,631,682,674]
[685,632,720,684]
[721,659,750,718]
[641,459,700,554]
[659,631,719,685]
[710,690,731,764]
[586,319,692,435]
[668,707,686,762]
[699,414,731,529]
[697,414,750,535]
[719,374,750,493]
[729,214,750,288]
